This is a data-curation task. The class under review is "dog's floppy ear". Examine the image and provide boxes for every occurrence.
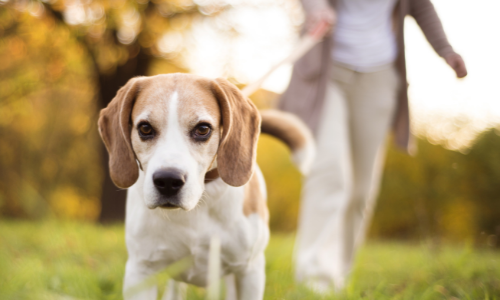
[211,78,261,187]
[98,77,143,189]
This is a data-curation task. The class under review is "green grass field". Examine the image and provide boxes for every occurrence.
[1,220,499,300]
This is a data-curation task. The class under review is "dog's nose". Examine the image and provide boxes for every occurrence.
[153,169,186,197]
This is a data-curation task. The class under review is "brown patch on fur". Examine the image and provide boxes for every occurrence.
[243,171,269,222]
[130,78,169,124]
[204,168,219,183]
[211,78,261,187]
[130,74,221,160]
[177,78,221,130]
[260,109,308,150]
[98,73,260,189]
[98,77,144,188]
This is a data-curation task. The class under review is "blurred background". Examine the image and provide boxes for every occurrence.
[1,0,499,247]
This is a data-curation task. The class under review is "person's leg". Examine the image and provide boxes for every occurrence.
[341,66,400,271]
[294,66,354,293]
[294,65,399,293]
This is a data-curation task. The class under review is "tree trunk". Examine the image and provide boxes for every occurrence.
[98,147,128,223]
[98,48,151,223]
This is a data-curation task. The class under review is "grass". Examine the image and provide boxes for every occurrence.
[1,220,499,300]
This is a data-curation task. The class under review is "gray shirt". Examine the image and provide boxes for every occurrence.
[332,0,398,72]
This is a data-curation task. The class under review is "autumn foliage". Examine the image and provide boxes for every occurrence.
[0,1,499,245]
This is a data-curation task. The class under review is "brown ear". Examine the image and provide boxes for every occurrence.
[211,78,261,187]
[98,77,143,189]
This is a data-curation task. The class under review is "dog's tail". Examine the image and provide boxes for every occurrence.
[260,109,316,175]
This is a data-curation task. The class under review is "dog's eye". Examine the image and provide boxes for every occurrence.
[192,123,212,141]
[196,125,210,136]
[138,123,154,139]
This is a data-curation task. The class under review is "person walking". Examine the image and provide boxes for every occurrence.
[279,0,467,293]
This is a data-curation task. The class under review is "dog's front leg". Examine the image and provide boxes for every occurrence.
[123,259,158,300]
[162,279,187,300]
[235,254,266,300]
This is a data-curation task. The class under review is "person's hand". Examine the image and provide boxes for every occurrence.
[444,53,467,78]
[306,8,336,35]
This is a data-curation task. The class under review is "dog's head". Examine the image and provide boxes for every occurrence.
[98,74,260,210]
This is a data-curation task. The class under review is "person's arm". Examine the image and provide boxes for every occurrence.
[300,0,336,34]
[409,0,467,78]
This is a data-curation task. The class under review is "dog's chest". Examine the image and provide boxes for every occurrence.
[173,213,266,286]
[126,182,269,287]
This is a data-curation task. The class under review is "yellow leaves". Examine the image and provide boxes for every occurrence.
[87,22,106,40]
[8,36,27,60]
[18,104,44,134]
[0,106,14,126]
[257,134,302,232]
[0,7,102,220]
[138,31,155,48]
[70,111,91,135]
[95,45,118,74]
[47,60,65,81]
[50,187,100,221]
[170,13,191,31]
[441,199,477,241]
[41,158,58,181]
[0,138,15,164]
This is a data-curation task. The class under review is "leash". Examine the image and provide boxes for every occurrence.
[241,21,331,98]
[204,22,330,184]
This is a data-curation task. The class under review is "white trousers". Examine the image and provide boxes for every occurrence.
[294,63,399,291]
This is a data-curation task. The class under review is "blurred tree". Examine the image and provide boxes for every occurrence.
[0,0,227,222]
[461,130,500,242]
[257,122,500,244]
[371,129,500,246]
[1,0,499,244]
[0,7,100,220]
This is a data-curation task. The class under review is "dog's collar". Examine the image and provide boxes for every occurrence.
[204,169,219,183]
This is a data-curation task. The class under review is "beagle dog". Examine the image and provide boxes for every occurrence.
[98,73,314,300]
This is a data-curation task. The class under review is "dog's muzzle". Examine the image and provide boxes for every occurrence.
[152,168,186,209]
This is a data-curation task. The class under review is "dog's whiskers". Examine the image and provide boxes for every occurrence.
[158,208,172,221]
[194,191,209,211]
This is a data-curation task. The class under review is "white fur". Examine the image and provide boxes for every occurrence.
[124,171,269,300]
[124,90,269,300]
[138,91,210,211]
[289,113,316,176]
[292,141,316,176]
